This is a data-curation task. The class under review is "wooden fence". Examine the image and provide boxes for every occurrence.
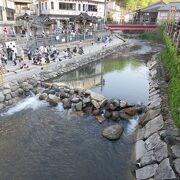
[167,22,180,49]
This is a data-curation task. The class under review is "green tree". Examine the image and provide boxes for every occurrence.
[126,0,137,11]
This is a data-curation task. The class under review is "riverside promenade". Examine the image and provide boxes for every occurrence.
[2,36,125,83]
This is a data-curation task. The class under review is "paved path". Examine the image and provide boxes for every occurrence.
[1,36,125,83]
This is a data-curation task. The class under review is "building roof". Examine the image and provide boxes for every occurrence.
[32,15,56,27]
[158,2,180,11]
[70,13,98,23]
[141,0,166,13]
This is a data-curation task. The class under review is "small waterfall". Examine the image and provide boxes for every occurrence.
[1,96,47,116]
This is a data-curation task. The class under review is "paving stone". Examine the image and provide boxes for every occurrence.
[137,128,145,141]
[145,133,164,151]
[139,109,160,126]
[144,115,164,139]
[136,164,158,180]
[173,158,180,175]
[171,144,180,158]
[135,140,147,161]
[154,158,176,180]
[139,150,156,167]
[154,142,168,162]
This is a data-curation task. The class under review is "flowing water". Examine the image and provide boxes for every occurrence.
[0,40,161,180]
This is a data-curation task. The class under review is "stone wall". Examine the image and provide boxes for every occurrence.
[134,54,180,180]
[0,42,129,112]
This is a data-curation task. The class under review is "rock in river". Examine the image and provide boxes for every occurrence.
[48,94,59,106]
[102,124,124,140]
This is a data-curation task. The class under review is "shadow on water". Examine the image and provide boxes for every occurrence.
[0,41,162,180]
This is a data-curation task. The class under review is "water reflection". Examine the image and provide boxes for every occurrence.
[53,55,149,105]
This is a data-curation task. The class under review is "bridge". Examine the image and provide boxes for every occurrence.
[107,24,157,31]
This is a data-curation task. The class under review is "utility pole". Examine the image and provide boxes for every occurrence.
[104,0,107,25]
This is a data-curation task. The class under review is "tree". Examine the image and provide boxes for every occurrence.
[126,0,137,11]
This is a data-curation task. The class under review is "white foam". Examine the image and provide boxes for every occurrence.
[126,115,139,134]
[1,96,47,116]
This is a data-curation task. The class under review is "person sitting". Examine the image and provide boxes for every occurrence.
[73,47,77,54]
[78,47,84,55]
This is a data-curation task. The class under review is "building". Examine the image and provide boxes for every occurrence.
[107,1,121,23]
[35,0,105,31]
[157,2,180,23]
[139,0,165,24]
[0,0,16,34]
[14,0,34,16]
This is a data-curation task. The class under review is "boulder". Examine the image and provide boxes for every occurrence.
[119,110,131,120]
[62,98,71,109]
[3,89,11,95]
[92,109,100,116]
[90,91,105,102]
[137,128,145,141]
[136,164,158,180]
[75,102,83,111]
[71,97,80,103]
[3,83,11,89]
[154,142,168,162]
[120,100,127,108]
[0,93,5,103]
[111,111,119,120]
[100,99,108,108]
[69,89,75,95]
[82,97,91,104]
[48,94,59,106]
[102,125,124,140]
[104,111,111,118]
[109,103,117,110]
[154,158,176,180]
[173,158,180,175]
[91,100,100,109]
[49,89,56,94]
[122,106,142,116]
[144,115,164,139]
[5,93,12,101]
[18,88,24,95]
[171,144,180,158]
[39,93,48,100]
[96,116,106,123]
[0,103,5,110]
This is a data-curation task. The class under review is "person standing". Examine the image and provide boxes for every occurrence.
[12,50,17,66]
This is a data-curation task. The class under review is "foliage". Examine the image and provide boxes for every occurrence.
[162,31,180,128]
[107,12,113,22]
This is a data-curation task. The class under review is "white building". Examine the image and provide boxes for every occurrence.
[36,0,105,28]
[107,1,121,23]
[157,2,180,23]
[0,0,16,34]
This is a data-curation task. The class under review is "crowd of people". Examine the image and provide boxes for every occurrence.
[0,34,113,73]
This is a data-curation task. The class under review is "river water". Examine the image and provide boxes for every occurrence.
[0,40,161,180]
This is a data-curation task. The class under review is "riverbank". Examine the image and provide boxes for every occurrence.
[0,38,128,111]
[134,53,180,179]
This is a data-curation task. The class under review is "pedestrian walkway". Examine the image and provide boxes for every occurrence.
[2,36,124,83]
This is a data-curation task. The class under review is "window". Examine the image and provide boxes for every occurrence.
[83,4,85,11]
[41,2,44,10]
[59,3,76,10]
[88,5,97,12]
[6,8,14,20]
[78,4,81,11]
[45,2,47,10]
[0,7,3,21]
[51,2,54,10]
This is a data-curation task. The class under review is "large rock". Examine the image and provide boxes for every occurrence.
[3,89,11,95]
[0,92,5,103]
[5,93,12,101]
[136,164,158,180]
[0,103,5,110]
[123,106,142,116]
[71,97,80,103]
[90,91,105,102]
[154,142,168,162]
[111,111,119,120]
[39,93,48,100]
[48,94,59,106]
[135,140,147,161]
[120,100,127,108]
[173,158,180,175]
[62,98,71,109]
[102,125,123,140]
[139,109,161,126]
[148,98,161,109]
[154,158,176,180]
[119,110,131,120]
[144,115,164,139]
[137,128,145,141]
[75,102,83,111]
[171,144,180,158]
[91,100,100,109]
[139,150,156,167]
[96,116,106,123]
[3,83,11,89]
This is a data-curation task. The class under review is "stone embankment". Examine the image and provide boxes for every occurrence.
[134,54,180,180]
[0,42,129,111]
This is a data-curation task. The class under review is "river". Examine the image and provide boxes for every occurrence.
[0,40,162,180]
